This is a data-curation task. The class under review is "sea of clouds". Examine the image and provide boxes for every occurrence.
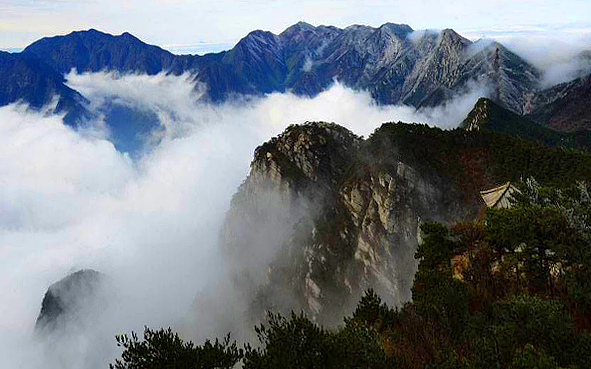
[0,71,487,368]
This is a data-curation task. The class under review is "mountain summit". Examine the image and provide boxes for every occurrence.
[3,22,544,117]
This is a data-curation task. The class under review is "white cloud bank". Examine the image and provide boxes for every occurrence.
[458,27,591,88]
[0,72,482,368]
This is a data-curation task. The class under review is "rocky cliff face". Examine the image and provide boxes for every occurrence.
[462,98,491,132]
[222,122,477,324]
[455,42,540,114]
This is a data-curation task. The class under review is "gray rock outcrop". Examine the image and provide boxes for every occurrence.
[222,122,477,325]
[35,269,109,333]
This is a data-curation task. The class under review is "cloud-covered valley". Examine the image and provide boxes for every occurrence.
[0,72,484,368]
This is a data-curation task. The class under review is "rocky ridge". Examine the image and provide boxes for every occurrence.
[462,97,591,150]
[0,51,88,123]
[8,22,543,117]
[222,122,477,324]
[223,115,591,325]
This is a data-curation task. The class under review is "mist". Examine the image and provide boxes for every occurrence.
[482,32,591,88]
[0,71,483,368]
[408,27,591,89]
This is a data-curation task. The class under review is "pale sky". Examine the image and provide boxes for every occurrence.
[1,0,590,54]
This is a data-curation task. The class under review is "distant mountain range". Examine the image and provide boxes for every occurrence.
[0,51,87,123]
[1,22,591,134]
[16,23,541,110]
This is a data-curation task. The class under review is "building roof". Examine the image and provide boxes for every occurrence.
[480,182,516,208]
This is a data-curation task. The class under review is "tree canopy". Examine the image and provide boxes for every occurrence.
[111,178,591,368]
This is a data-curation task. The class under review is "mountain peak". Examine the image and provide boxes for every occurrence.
[69,28,110,38]
[243,29,280,42]
[379,23,414,38]
[294,21,315,29]
[225,121,477,323]
[280,21,317,37]
[22,27,177,76]
[344,24,373,31]
[120,31,136,39]
[9,23,544,121]
[253,121,362,186]
[461,97,535,132]
[237,29,282,53]
[35,269,107,332]
[461,97,492,131]
[440,28,471,46]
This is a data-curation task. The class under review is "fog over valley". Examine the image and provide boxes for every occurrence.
[0,71,488,368]
[1,10,591,367]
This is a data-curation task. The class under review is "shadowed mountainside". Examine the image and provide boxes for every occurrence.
[0,51,88,123]
[527,73,591,132]
[462,97,591,150]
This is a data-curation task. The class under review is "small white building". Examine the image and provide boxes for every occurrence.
[480,182,519,209]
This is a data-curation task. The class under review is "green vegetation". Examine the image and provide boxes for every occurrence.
[111,179,591,368]
[113,117,591,369]
[109,328,243,369]
[391,121,588,199]
[358,122,591,188]
[242,309,397,369]
[461,98,591,151]
[250,121,591,201]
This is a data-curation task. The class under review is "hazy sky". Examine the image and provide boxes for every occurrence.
[1,0,590,54]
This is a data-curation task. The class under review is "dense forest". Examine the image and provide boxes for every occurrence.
[358,123,591,189]
[110,177,591,368]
